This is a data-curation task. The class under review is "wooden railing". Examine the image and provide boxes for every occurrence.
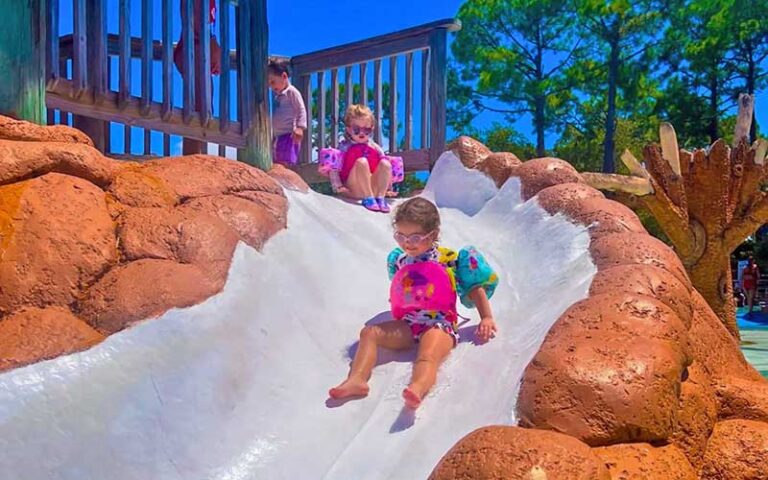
[45,0,269,162]
[44,0,459,178]
[291,19,460,182]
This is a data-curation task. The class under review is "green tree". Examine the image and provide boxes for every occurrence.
[450,0,582,156]
[730,0,768,141]
[658,0,738,144]
[572,0,665,173]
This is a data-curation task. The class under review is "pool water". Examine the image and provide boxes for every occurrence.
[737,307,768,379]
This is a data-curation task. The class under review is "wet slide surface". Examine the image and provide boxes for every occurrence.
[0,153,597,479]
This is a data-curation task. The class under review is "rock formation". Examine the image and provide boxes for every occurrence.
[428,136,768,479]
[0,116,307,370]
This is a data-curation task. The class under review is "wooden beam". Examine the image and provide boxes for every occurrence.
[74,0,108,151]
[140,0,153,116]
[428,28,448,167]
[734,93,754,146]
[0,0,46,123]
[404,52,413,151]
[72,0,88,96]
[181,0,194,124]
[196,0,212,127]
[161,0,173,120]
[296,74,311,164]
[344,66,353,117]
[755,139,768,166]
[389,56,398,152]
[373,60,382,145]
[290,19,460,73]
[219,0,231,132]
[359,62,368,105]
[118,0,131,109]
[47,80,245,147]
[46,0,60,88]
[659,122,681,176]
[238,0,272,170]
[620,149,650,179]
[331,68,339,147]
[317,71,326,149]
[59,33,290,73]
[582,172,654,196]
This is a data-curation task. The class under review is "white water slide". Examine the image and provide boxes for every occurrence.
[0,153,597,479]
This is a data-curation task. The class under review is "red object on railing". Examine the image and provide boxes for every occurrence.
[173,0,220,75]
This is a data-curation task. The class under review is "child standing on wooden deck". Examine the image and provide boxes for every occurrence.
[268,59,307,167]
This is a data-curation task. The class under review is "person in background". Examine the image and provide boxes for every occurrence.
[742,256,761,315]
[267,59,307,167]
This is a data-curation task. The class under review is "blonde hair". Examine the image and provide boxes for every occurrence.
[344,104,375,127]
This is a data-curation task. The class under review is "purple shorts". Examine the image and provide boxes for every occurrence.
[273,133,300,166]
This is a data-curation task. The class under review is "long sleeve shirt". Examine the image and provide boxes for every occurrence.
[271,83,307,137]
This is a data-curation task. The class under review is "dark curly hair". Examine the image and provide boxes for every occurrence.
[268,59,291,77]
[393,197,440,233]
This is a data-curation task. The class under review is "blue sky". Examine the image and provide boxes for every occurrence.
[55,0,767,157]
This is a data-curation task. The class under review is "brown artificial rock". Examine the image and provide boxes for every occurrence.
[448,135,492,168]
[589,264,693,329]
[0,115,94,146]
[534,182,605,216]
[179,194,285,250]
[0,139,121,188]
[107,168,179,208]
[0,307,104,372]
[475,152,521,187]
[589,232,691,287]
[592,443,696,480]
[688,290,761,382]
[117,207,239,274]
[76,259,223,335]
[563,197,647,239]
[715,375,768,422]
[701,419,768,480]
[141,154,283,199]
[0,173,117,315]
[268,164,310,193]
[517,292,691,446]
[428,426,610,480]
[515,157,585,200]
[670,363,719,471]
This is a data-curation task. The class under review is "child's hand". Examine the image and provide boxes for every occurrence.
[292,128,304,144]
[334,186,350,195]
[475,316,497,343]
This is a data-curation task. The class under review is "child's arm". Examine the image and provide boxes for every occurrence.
[290,87,308,143]
[329,170,345,193]
[468,287,497,343]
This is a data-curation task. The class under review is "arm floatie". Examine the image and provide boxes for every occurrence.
[318,147,343,176]
[385,155,405,184]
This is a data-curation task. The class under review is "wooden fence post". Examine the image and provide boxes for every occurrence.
[237,0,271,170]
[0,0,46,124]
[74,0,108,151]
[428,28,447,168]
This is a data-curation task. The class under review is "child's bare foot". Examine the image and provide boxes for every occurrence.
[402,387,423,409]
[328,379,370,399]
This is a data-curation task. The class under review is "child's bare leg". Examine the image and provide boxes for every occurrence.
[329,320,414,399]
[372,160,392,197]
[403,328,454,409]
[345,158,374,199]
